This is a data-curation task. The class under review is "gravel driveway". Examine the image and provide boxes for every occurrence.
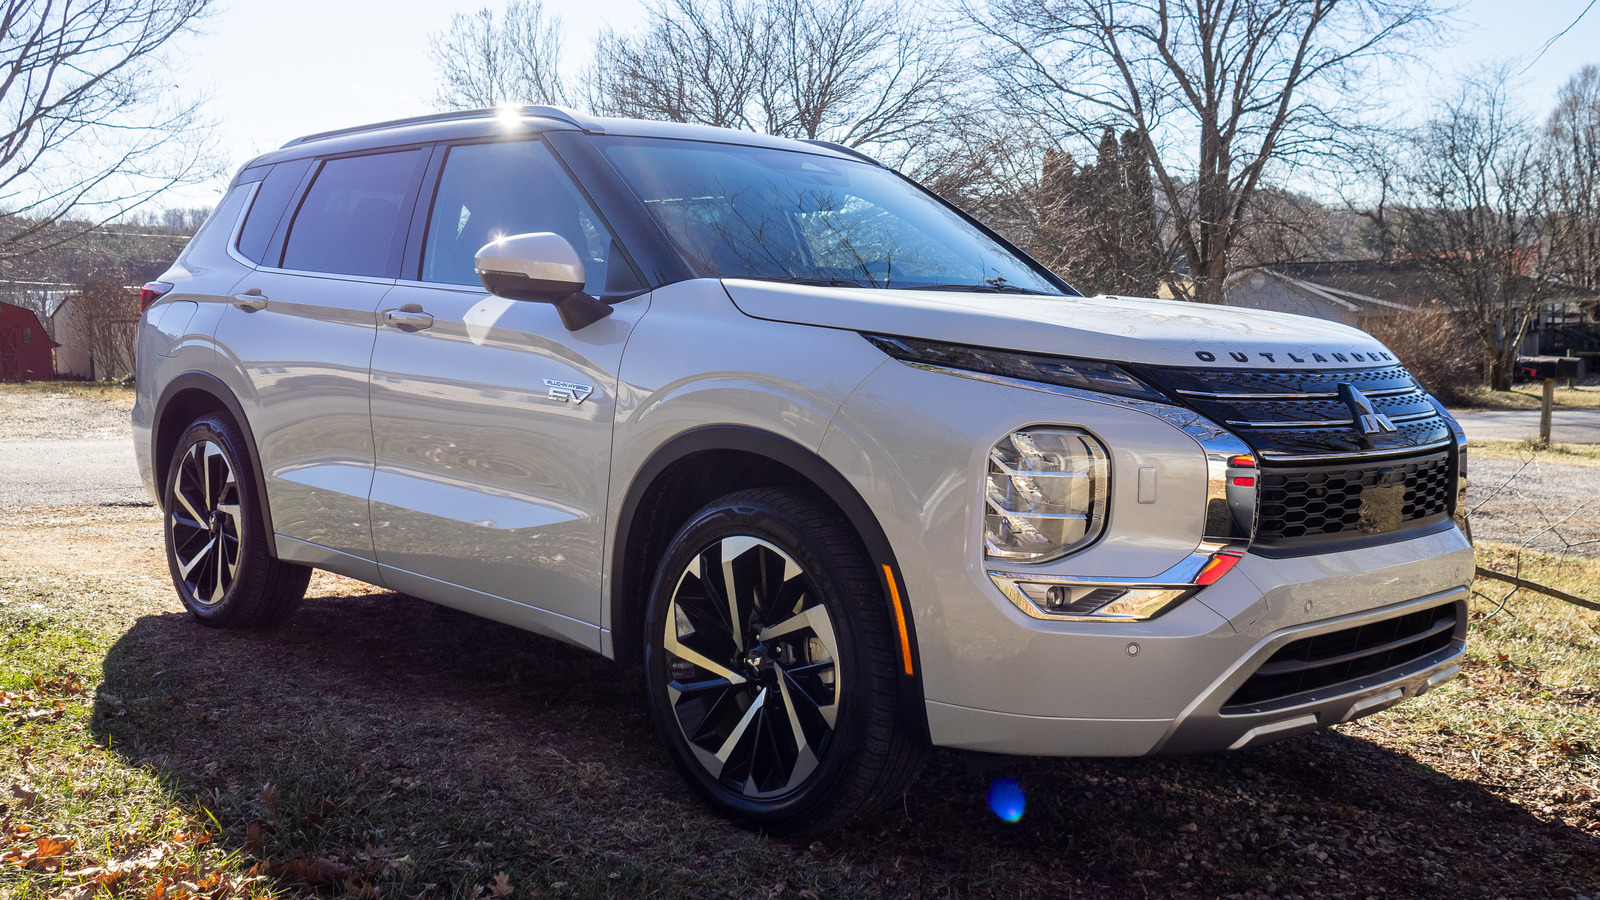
[0,387,146,507]
[1469,455,1600,558]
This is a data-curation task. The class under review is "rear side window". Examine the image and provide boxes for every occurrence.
[419,140,613,295]
[237,158,311,264]
[282,150,423,278]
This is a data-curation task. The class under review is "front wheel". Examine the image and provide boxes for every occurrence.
[643,488,923,834]
[163,414,310,627]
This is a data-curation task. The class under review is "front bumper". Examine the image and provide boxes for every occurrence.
[922,528,1474,757]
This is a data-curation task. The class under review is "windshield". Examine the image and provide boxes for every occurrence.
[597,136,1068,294]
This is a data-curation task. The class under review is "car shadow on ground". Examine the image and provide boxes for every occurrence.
[90,589,1600,899]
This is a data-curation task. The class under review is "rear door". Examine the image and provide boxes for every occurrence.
[367,137,648,649]
[216,147,431,578]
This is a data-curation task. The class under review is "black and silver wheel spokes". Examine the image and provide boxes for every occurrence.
[663,536,841,799]
[168,440,242,606]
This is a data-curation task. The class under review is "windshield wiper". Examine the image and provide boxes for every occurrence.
[903,282,1054,295]
[740,276,879,289]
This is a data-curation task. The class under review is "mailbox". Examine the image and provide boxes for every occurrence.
[1517,356,1582,379]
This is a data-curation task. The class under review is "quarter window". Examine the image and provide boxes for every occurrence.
[281,150,422,278]
[238,158,312,264]
[420,140,612,295]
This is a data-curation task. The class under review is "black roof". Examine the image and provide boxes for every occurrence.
[237,105,865,179]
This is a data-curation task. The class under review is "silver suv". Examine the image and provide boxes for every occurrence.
[133,106,1473,833]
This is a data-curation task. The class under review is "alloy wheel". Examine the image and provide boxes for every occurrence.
[168,440,242,606]
[662,535,842,799]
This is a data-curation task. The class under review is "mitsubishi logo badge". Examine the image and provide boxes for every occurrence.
[1338,383,1398,436]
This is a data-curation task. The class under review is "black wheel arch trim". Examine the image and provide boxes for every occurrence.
[153,371,277,557]
[611,424,929,740]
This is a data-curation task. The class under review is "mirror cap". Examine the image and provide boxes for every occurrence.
[475,232,586,296]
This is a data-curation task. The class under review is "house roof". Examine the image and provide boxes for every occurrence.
[1227,265,1417,316]
[1263,260,1440,306]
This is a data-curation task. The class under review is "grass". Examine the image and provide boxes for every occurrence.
[3,544,1599,899]
[1,576,259,900]
[1468,439,1600,468]
[1453,382,1600,410]
[0,382,133,401]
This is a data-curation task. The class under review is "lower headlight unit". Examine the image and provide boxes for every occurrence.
[984,427,1109,563]
[1014,582,1193,621]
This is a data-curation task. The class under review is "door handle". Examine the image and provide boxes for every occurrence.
[231,290,267,311]
[382,306,434,330]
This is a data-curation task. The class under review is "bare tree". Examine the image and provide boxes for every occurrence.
[587,0,964,170]
[1544,65,1600,294]
[1034,126,1173,294]
[0,0,219,261]
[428,0,569,109]
[1398,70,1555,391]
[972,0,1444,303]
[71,269,138,380]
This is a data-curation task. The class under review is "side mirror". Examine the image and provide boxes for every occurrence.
[475,232,613,331]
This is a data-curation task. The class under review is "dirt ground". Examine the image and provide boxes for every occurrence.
[2,384,1598,900]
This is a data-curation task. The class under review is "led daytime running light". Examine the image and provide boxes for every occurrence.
[864,334,1167,402]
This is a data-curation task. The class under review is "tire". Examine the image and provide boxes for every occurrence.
[162,413,311,627]
[642,487,924,834]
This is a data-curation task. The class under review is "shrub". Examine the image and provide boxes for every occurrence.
[1363,304,1481,405]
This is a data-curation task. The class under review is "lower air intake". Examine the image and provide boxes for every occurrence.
[1223,602,1460,712]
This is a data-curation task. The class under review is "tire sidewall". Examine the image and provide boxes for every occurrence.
[643,493,879,829]
[162,416,260,625]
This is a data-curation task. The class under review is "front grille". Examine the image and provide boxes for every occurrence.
[1255,451,1452,544]
[1135,363,1452,457]
[1223,602,1459,712]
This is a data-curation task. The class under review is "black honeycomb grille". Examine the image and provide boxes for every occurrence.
[1256,452,1451,542]
[1223,602,1459,711]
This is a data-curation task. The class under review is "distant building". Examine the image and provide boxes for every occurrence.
[44,294,96,379]
[0,300,59,381]
[1222,263,1416,329]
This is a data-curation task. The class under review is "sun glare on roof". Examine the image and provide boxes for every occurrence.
[494,105,520,128]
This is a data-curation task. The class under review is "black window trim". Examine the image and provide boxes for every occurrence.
[233,157,314,267]
[265,143,436,281]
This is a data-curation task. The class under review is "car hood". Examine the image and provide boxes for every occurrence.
[722,280,1397,370]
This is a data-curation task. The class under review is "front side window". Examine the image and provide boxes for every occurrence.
[420,139,613,295]
[281,150,422,278]
[597,136,1065,295]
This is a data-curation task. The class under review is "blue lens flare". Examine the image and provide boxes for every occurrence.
[987,777,1025,822]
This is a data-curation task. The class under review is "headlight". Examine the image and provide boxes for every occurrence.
[985,427,1109,562]
[863,334,1168,402]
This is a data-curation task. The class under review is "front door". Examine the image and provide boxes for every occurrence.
[367,138,647,649]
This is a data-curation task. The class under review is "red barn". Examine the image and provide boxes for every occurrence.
[0,301,59,382]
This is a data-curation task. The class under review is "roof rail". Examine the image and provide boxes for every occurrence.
[801,139,884,167]
[280,105,600,148]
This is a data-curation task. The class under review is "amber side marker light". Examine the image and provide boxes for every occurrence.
[882,564,914,675]
[1194,552,1243,586]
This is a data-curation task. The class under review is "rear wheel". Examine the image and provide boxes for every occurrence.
[163,414,310,627]
[643,488,923,834]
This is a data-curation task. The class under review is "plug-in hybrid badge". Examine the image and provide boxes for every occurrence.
[545,379,595,404]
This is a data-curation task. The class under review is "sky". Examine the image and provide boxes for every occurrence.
[156,0,1600,209]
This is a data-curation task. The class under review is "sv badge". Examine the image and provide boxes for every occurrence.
[544,378,596,404]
